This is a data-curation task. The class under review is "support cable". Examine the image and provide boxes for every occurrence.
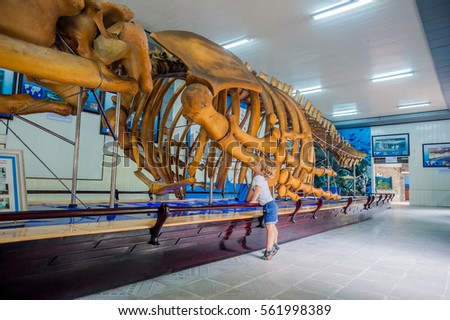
[12,85,78,116]
[1,120,89,209]
[312,131,364,160]
[56,33,117,142]
[14,115,74,145]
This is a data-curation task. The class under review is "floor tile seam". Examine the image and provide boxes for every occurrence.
[143,287,205,300]
[347,274,398,297]
[328,257,367,269]
[138,288,172,300]
[395,261,416,285]
[105,286,138,298]
[269,284,329,300]
[387,284,443,299]
[330,286,389,300]
[389,267,447,299]
[285,271,321,287]
[369,263,411,297]
[307,245,341,259]
[235,252,297,270]
[399,286,446,299]
[251,267,307,285]
[310,272,355,289]
[323,259,371,279]
[279,271,322,289]
[368,248,397,271]
[296,279,346,299]
[98,289,149,300]
[151,278,202,291]
[175,287,207,299]
[78,290,133,299]
[348,262,377,283]
[206,284,258,300]
[406,269,450,283]
[177,277,206,288]
[274,261,311,273]
[202,277,237,289]
[259,270,322,299]
[206,264,294,298]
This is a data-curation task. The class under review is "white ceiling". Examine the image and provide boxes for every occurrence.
[116,0,449,127]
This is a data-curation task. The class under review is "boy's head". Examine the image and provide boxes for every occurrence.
[255,158,276,180]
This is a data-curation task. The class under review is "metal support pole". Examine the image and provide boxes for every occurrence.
[69,88,83,208]
[15,115,75,145]
[327,150,331,191]
[353,165,356,196]
[209,173,214,205]
[110,87,121,208]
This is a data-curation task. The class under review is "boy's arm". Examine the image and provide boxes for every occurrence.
[245,188,254,202]
[247,185,261,203]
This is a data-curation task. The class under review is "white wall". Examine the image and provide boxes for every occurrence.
[3,112,150,204]
[371,119,450,207]
[4,108,449,207]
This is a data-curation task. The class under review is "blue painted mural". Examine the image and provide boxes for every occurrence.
[338,127,372,195]
[314,127,372,196]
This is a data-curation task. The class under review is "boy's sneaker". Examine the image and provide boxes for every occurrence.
[261,248,277,260]
[261,243,280,254]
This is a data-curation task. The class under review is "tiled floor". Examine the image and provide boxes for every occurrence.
[79,204,450,300]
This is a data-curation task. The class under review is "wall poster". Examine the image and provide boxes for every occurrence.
[372,133,410,157]
[375,176,393,190]
[0,149,28,212]
[422,142,450,167]
[99,92,116,135]
[0,68,16,119]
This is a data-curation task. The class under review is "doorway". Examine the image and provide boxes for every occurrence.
[373,160,409,203]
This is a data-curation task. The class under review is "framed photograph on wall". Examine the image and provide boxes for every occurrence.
[0,68,17,119]
[375,176,393,190]
[99,92,116,135]
[422,142,450,167]
[0,149,28,212]
[83,89,101,114]
[372,133,410,157]
[20,75,64,102]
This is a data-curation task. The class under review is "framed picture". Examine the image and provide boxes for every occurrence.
[422,142,450,167]
[0,68,17,119]
[101,93,152,137]
[99,92,116,135]
[372,133,410,157]
[0,149,28,212]
[375,176,393,190]
[83,89,101,114]
[0,68,16,95]
[21,75,56,101]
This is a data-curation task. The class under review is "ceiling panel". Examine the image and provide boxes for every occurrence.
[416,0,450,112]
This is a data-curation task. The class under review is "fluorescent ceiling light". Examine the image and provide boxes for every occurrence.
[312,0,372,20]
[222,37,250,49]
[332,105,357,117]
[332,111,358,117]
[298,86,323,94]
[372,71,414,82]
[398,102,430,109]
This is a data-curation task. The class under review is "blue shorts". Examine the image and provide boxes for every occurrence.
[263,200,278,224]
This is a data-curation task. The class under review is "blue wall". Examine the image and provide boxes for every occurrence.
[338,127,372,194]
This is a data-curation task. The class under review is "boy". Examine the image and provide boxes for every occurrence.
[246,160,279,260]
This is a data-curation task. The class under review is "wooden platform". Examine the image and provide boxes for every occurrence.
[0,195,391,299]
